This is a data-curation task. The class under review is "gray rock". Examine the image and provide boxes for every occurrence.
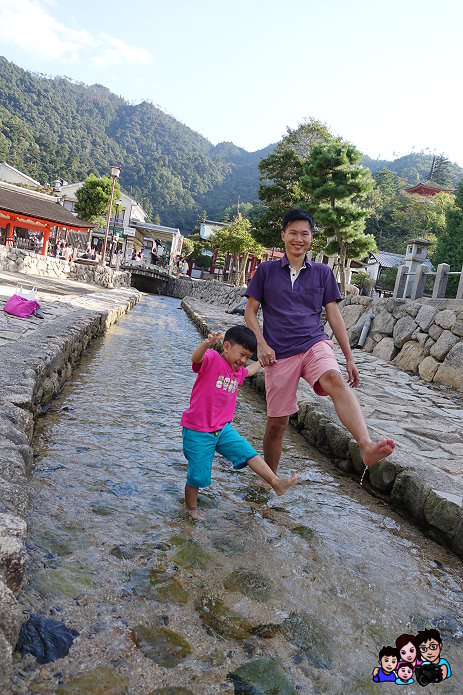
[371,311,396,335]
[428,323,443,340]
[405,303,420,318]
[369,457,404,494]
[391,469,432,524]
[362,336,375,353]
[424,490,463,534]
[0,513,27,593]
[430,330,459,361]
[0,632,12,695]
[348,440,364,475]
[434,309,456,330]
[393,341,425,371]
[392,304,409,319]
[418,356,440,382]
[373,337,397,361]
[393,315,417,348]
[0,579,24,646]
[324,422,351,459]
[416,304,439,330]
[451,320,463,337]
[340,304,365,329]
[434,342,463,388]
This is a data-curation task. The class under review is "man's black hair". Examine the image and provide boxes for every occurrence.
[282,208,315,232]
[223,325,257,353]
[416,629,442,646]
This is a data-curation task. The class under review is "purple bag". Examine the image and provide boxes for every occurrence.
[3,294,40,318]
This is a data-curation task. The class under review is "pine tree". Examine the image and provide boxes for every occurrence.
[301,142,377,294]
[434,181,463,295]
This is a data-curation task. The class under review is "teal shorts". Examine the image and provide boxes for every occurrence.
[182,423,258,489]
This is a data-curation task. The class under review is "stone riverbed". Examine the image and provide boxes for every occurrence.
[11,295,463,694]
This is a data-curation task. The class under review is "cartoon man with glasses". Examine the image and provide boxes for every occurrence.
[416,629,451,681]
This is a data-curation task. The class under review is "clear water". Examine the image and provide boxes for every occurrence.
[12,295,463,694]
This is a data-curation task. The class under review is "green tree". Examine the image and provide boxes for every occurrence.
[430,154,453,188]
[181,236,194,257]
[255,119,335,247]
[301,141,377,294]
[74,174,121,226]
[209,214,264,286]
[434,181,463,295]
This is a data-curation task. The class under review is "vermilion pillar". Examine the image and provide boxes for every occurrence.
[5,221,14,246]
[41,226,52,256]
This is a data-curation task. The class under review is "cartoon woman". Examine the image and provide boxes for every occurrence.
[395,634,422,669]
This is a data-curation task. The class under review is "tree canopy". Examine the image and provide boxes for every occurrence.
[209,214,264,286]
[74,174,121,225]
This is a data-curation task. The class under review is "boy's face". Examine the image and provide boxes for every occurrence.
[380,655,397,673]
[222,341,253,371]
[398,665,413,680]
[419,639,441,663]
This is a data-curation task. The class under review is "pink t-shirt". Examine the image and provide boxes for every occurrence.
[181,349,248,432]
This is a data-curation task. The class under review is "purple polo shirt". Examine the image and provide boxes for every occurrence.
[245,255,342,359]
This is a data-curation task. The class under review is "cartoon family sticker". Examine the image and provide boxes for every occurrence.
[373,629,452,686]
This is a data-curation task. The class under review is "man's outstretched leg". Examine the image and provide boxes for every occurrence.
[263,415,290,474]
[318,370,395,466]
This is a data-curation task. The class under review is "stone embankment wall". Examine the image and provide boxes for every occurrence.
[339,296,463,389]
[0,289,139,691]
[167,276,245,309]
[0,247,131,289]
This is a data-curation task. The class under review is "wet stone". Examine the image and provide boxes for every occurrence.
[291,525,315,542]
[34,528,91,557]
[281,611,333,669]
[32,562,97,599]
[212,534,242,556]
[150,689,194,695]
[170,535,211,569]
[15,613,78,664]
[228,656,298,695]
[127,567,188,603]
[109,545,137,560]
[196,595,253,640]
[223,568,272,601]
[129,624,191,668]
[56,666,129,694]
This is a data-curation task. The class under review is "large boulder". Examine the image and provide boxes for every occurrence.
[434,309,456,330]
[428,323,443,340]
[433,342,463,388]
[452,320,463,337]
[416,304,439,330]
[340,304,365,329]
[418,356,440,382]
[430,330,460,362]
[371,311,396,336]
[393,316,418,348]
[372,337,397,362]
[393,341,425,371]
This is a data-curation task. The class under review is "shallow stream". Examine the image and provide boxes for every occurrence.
[12,295,463,694]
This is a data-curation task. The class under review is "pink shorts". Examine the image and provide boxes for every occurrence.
[264,340,341,417]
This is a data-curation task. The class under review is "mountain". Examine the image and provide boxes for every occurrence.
[0,57,461,230]
[0,57,271,228]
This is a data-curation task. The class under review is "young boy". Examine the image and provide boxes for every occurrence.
[181,325,298,519]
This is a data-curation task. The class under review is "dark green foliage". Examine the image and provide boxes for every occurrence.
[75,174,121,223]
[0,57,265,228]
[434,181,463,295]
[361,151,462,187]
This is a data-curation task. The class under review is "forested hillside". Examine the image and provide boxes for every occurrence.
[0,57,461,229]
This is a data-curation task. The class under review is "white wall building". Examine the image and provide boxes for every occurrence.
[0,162,41,188]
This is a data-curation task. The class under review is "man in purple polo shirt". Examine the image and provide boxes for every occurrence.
[244,208,395,474]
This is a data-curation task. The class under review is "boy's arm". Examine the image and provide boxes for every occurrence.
[192,331,223,364]
[325,301,360,388]
[244,359,261,378]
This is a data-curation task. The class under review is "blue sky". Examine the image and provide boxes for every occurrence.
[0,0,462,165]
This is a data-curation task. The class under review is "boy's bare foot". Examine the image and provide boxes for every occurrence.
[186,506,206,521]
[361,438,395,467]
[272,474,298,496]
[256,479,272,491]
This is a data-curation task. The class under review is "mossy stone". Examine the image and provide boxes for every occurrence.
[223,568,272,601]
[291,525,315,542]
[281,611,333,669]
[127,567,188,604]
[170,537,210,569]
[228,656,297,694]
[110,545,137,560]
[34,528,91,557]
[56,667,128,694]
[33,562,97,599]
[196,595,252,640]
[129,624,191,668]
[150,689,194,695]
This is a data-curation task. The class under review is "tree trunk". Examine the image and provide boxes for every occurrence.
[233,254,241,287]
[238,253,249,286]
[338,240,347,295]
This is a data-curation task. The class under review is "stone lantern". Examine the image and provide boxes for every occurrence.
[404,238,432,297]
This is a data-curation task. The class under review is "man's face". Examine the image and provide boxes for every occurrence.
[281,220,312,258]
[381,655,397,673]
[419,639,441,663]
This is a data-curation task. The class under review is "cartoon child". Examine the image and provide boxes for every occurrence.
[372,645,398,682]
[395,633,421,669]
[395,662,414,685]
[416,629,451,681]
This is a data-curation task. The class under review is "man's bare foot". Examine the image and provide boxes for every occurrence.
[186,506,206,521]
[272,474,298,496]
[361,438,395,467]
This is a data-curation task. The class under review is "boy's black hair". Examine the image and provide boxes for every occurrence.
[379,646,399,661]
[223,325,257,353]
[282,208,315,233]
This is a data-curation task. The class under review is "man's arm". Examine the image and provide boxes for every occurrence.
[325,301,359,387]
[244,297,275,367]
[191,331,223,364]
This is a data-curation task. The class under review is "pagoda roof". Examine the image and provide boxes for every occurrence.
[0,185,93,230]
[405,179,453,195]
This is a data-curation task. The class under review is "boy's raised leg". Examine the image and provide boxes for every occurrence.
[247,455,298,496]
[185,484,206,520]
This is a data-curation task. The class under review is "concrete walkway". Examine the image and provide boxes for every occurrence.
[182,296,463,560]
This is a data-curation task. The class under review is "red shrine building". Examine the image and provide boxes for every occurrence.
[405,179,453,197]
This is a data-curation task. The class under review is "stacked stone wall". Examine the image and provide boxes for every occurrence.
[0,247,131,289]
[339,296,463,389]
[167,276,245,308]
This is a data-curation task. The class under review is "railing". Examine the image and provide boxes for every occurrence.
[393,263,463,300]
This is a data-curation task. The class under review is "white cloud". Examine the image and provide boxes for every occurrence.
[0,0,152,67]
